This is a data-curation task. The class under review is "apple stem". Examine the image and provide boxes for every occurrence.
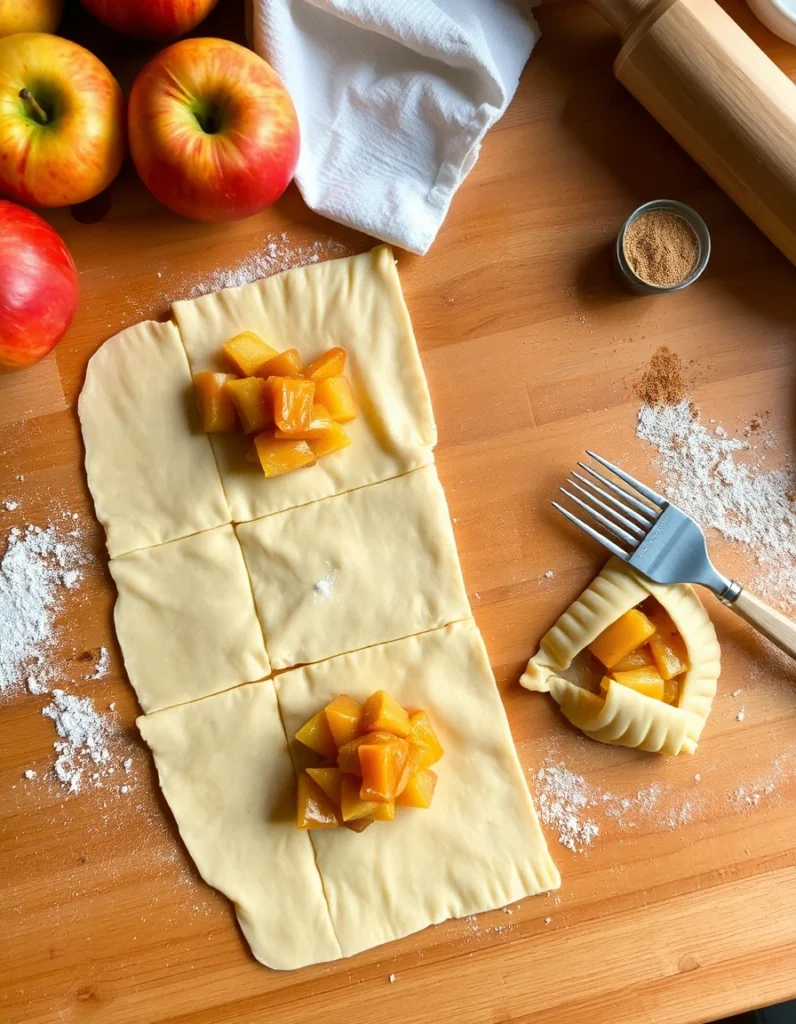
[19,88,48,125]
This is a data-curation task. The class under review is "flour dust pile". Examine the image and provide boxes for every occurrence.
[637,396,796,608]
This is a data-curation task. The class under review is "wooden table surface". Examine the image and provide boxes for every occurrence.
[2,1,796,1022]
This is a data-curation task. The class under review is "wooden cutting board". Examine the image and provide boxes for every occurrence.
[2,2,796,1022]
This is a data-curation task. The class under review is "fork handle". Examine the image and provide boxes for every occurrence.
[728,589,796,660]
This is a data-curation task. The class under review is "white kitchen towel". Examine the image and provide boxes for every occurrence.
[251,0,540,254]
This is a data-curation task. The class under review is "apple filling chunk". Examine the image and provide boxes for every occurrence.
[590,600,689,706]
[192,342,359,478]
[293,691,443,831]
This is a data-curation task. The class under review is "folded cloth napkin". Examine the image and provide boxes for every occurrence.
[251,0,540,254]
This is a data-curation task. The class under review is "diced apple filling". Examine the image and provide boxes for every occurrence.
[193,342,359,478]
[590,599,689,706]
[293,691,442,831]
[223,332,277,376]
[193,372,238,432]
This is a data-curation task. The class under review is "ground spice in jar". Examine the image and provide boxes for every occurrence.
[623,210,699,287]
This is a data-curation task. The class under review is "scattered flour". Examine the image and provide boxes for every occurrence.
[1,515,136,797]
[42,690,111,795]
[0,521,87,695]
[726,751,795,808]
[732,689,742,698]
[89,646,110,680]
[737,707,746,722]
[533,760,696,851]
[313,568,337,602]
[534,764,600,852]
[186,234,351,298]
[637,400,796,606]
[3,500,18,512]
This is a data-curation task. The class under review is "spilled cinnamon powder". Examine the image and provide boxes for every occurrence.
[633,346,688,406]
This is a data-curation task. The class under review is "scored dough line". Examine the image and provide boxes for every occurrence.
[272,679,343,957]
[169,313,237,519]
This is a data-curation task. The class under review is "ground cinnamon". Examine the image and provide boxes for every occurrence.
[623,210,699,287]
[634,346,687,405]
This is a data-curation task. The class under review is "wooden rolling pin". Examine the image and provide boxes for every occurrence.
[590,0,796,266]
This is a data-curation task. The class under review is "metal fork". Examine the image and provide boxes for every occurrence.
[554,450,796,661]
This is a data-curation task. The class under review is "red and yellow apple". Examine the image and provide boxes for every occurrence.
[0,200,78,372]
[0,0,63,36]
[80,0,218,39]
[0,33,125,208]
[128,38,299,221]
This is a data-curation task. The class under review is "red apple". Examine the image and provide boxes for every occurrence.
[81,0,218,39]
[128,38,299,222]
[0,0,63,36]
[0,33,125,208]
[0,200,78,373]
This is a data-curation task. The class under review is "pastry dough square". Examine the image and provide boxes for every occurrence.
[110,525,270,713]
[136,680,342,970]
[171,246,436,524]
[237,465,471,670]
[78,319,231,558]
[276,620,561,958]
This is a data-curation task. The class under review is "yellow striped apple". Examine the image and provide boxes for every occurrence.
[0,200,78,373]
[0,33,125,208]
[80,0,218,39]
[128,38,299,222]
[0,0,63,36]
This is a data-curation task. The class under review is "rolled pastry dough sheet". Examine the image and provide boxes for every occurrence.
[277,620,561,959]
[172,246,437,524]
[237,465,471,669]
[137,680,342,970]
[78,319,231,558]
[110,524,270,713]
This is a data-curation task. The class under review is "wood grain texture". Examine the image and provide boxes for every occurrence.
[2,2,796,1023]
[604,0,796,265]
[731,591,796,661]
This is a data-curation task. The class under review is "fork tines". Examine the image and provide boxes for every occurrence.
[552,451,665,561]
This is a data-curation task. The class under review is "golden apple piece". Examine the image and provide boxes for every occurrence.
[612,645,655,671]
[227,376,273,434]
[258,348,303,378]
[193,371,238,432]
[361,690,411,737]
[223,331,278,376]
[407,709,444,770]
[588,608,656,669]
[323,694,362,749]
[271,376,315,433]
[295,710,337,760]
[340,774,395,822]
[308,422,352,460]
[396,768,437,809]
[358,737,409,804]
[314,375,357,423]
[649,632,689,680]
[274,403,335,440]
[610,665,665,701]
[252,434,316,478]
[305,766,343,808]
[337,731,397,776]
[395,742,424,797]
[305,347,347,381]
[297,772,341,830]
[663,677,680,705]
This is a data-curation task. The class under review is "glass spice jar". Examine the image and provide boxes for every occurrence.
[615,199,711,295]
